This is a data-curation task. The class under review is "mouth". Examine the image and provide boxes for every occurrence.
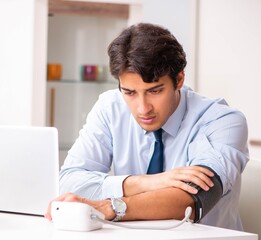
[138,116,156,124]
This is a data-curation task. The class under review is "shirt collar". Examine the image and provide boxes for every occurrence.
[162,87,187,138]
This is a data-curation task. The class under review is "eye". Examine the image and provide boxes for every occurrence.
[149,88,163,94]
[123,90,135,96]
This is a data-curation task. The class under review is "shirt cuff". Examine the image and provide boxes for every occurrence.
[102,175,130,199]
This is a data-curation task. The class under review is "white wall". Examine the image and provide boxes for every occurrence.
[197,0,261,159]
[0,0,48,126]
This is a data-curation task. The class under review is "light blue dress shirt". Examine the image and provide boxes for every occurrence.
[60,85,249,230]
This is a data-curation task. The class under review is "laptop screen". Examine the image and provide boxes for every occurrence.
[0,126,59,216]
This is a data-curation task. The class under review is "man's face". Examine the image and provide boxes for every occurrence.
[119,72,184,132]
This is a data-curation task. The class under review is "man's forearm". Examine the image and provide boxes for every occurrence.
[123,166,215,197]
[122,187,195,221]
[123,174,162,197]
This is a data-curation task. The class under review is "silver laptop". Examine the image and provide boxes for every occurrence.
[0,126,59,216]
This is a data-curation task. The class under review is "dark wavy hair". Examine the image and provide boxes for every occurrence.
[108,23,187,89]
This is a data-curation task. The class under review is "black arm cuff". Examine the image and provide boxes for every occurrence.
[187,166,223,223]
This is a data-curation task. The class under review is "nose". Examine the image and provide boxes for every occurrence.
[137,96,152,115]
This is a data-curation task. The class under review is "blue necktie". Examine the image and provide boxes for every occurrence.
[147,129,164,174]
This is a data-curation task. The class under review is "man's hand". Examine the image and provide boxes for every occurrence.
[123,166,214,197]
[44,192,115,221]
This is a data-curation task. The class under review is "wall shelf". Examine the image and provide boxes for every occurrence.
[48,0,129,19]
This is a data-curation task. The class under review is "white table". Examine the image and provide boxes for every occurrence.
[0,212,257,240]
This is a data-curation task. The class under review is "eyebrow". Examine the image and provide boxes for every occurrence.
[121,83,165,92]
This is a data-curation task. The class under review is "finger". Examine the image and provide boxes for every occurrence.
[188,167,215,188]
[178,167,214,184]
[170,178,211,195]
[170,180,199,194]
[175,172,213,190]
[169,168,214,191]
[193,166,215,177]
[44,201,52,221]
[178,166,214,178]
[187,175,211,191]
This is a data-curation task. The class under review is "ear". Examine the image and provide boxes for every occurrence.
[176,71,185,90]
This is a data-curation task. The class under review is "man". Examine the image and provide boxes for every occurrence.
[45,23,249,230]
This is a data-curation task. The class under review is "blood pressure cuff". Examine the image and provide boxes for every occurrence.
[187,166,223,223]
